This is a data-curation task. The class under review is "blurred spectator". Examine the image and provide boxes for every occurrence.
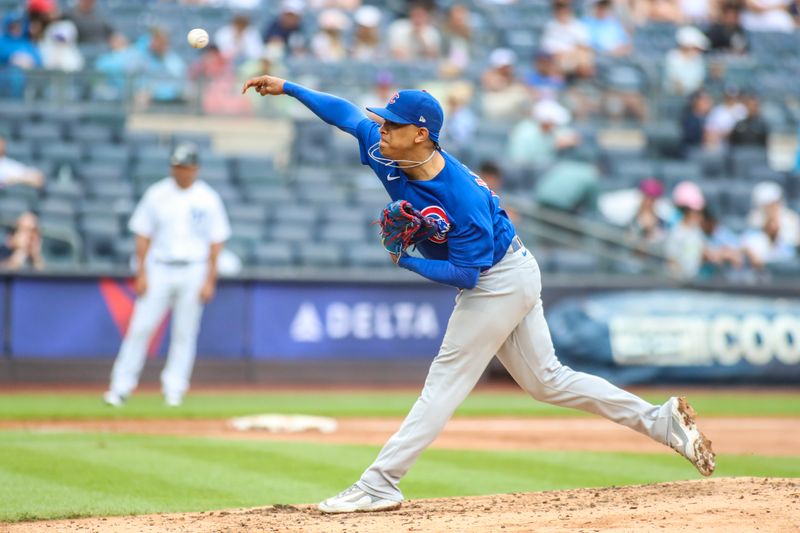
[40,20,84,72]
[480,48,530,121]
[677,0,715,24]
[730,93,769,147]
[0,136,44,188]
[631,177,668,244]
[198,0,263,7]
[189,44,230,80]
[704,86,747,150]
[440,4,473,76]
[351,5,383,60]
[534,159,600,214]
[359,71,395,112]
[26,0,58,43]
[262,0,306,53]
[699,205,744,278]
[681,89,714,152]
[747,181,800,249]
[663,26,708,96]
[705,3,749,54]
[214,14,262,64]
[508,100,580,167]
[741,0,795,33]
[63,0,115,44]
[742,214,797,271]
[309,0,361,8]
[133,28,187,105]
[524,51,566,102]
[388,1,442,60]
[0,13,42,69]
[582,0,632,56]
[0,212,44,271]
[189,45,250,114]
[479,161,519,223]
[664,180,706,278]
[311,9,350,62]
[628,0,685,26]
[792,0,800,23]
[440,80,477,155]
[239,44,289,113]
[541,1,594,79]
[94,33,138,100]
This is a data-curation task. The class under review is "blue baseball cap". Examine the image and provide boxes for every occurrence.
[367,90,444,143]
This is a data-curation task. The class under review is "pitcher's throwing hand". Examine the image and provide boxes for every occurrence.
[242,75,286,96]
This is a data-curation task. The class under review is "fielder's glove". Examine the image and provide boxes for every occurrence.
[378,200,443,255]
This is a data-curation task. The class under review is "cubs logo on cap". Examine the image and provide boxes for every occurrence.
[367,90,444,143]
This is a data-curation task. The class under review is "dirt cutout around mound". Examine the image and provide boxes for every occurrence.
[7,478,799,533]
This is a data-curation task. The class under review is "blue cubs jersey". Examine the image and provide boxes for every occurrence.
[356,120,516,270]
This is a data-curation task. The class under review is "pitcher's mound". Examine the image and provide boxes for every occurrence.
[9,477,799,532]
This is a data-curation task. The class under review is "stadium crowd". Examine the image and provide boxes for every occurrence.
[1,0,800,281]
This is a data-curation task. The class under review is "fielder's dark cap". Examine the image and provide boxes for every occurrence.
[367,89,444,143]
[170,142,200,166]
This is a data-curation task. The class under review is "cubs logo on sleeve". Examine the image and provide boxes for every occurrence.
[420,205,451,244]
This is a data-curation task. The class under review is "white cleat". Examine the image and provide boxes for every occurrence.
[318,484,402,514]
[667,397,716,476]
[103,391,125,407]
[164,394,183,407]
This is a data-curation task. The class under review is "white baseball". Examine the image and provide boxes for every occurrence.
[187,28,209,49]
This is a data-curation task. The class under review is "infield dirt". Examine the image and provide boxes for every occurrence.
[6,477,798,532]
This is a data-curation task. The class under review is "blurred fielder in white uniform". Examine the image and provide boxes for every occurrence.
[104,143,231,407]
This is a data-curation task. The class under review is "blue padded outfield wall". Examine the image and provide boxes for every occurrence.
[1,276,799,384]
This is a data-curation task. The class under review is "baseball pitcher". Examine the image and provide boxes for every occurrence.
[242,76,716,513]
[103,142,231,408]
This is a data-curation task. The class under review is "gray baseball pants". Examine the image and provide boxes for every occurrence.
[358,242,673,501]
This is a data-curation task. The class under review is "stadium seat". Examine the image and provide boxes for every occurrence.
[172,132,212,148]
[38,197,76,225]
[136,145,172,165]
[225,236,254,264]
[18,123,63,143]
[42,235,80,266]
[0,197,31,223]
[272,205,318,225]
[658,160,702,189]
[728,147,768,177]
[268,223,314,242]
[85,143,131,166]
[0,184,39,204]
[86,181,134,201]
[233,155,276,183]
[44,180,84,202]
[296,185,348,205]
[38,142,84,167]
[3,140,34,163]
[242,184,295,205]
[229,203,268,226]
[77,162,126,183]
[119,131,164,147]
[295,242,344,267]
[69,123,115,144]
[345,243,392,268]
[320,223,368,244]
[253,242,295,267]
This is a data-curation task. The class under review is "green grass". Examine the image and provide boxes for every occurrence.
[0,431,798,522]
[0,391,798,421]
